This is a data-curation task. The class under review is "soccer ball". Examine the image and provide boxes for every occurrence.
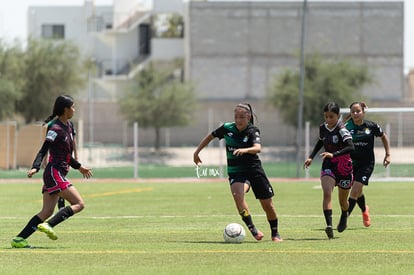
[223,223,246,243]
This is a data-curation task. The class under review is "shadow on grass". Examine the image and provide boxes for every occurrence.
[6,245,66,250]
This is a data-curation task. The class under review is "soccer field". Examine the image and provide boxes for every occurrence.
[1,179,413,274]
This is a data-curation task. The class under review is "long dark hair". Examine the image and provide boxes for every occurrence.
[44,95,74,124]
[235,103,255,124]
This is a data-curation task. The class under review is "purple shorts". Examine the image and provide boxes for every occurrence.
[321,154,353,189]
[42,164,72,194]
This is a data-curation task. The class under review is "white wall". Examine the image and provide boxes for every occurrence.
[152,38,184,60]
[27,5,113,59]
[153,0,184,14]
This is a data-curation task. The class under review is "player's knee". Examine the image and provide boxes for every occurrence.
[78,201,85,211]
[72,201,85,213]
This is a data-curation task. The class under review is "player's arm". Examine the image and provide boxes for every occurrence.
[73,138,78,160]
[321,139,355,160]
[69,155,92,179]
[381,133,391,167]
[331,139,355,157]
[28,141,51,177]
[233,143,261,156]
[304,139,323,168]
[193,133,215,165]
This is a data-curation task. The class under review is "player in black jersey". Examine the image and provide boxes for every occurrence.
[193,103,282,242]
[11,95,92,248]
[344,102,391,227]
[56,122,77,210]
[304,102,355,239]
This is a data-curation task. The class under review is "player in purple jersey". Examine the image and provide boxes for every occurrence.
[344,102,391,227]
[304,102,355,239]
[11,95,92,248]
[57,123,77,210]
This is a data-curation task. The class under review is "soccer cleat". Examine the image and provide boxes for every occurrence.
[254,230,264,241]
[337,214,348,233]
[325,226,334,239]
[271,233,283,242]
[249,227,264,241]
[11,237,31,248]
[37,223,58,240]
[362,205,371,227]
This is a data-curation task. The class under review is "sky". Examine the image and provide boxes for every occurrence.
[0,0,413,74]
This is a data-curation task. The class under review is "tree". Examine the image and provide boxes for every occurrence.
[0,41,25,120]
[153,14,184,38]
[267,54,372,127]
[16,39,86,123]
[118,61,197,150]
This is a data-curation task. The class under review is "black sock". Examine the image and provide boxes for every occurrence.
[240,209,256,234]
[357,195,366,212]
[348,198,357,216]
[323,209,332,227]
[17,215,42,239]
[268,219,278,237]
[47,206,74,227]
[57,197,65,210]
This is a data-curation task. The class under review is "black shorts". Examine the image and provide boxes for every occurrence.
[353,162,375,186]
[228,167,274,200]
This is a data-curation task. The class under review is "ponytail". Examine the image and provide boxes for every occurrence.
[43,114,56,125]
[343,113,352,123]
[247,103,254,125]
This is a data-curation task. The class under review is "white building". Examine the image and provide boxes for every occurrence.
[27,0,185,145]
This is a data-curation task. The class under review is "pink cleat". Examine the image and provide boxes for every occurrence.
[254,230,264,241]
[271,233,283,242]
[362,205,371,227]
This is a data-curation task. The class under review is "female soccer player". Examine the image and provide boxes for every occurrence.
[345,102,390,227]
[11,95,92,248]
[304,102,355,239]
[193,103,282,242]
[57,122,77,210]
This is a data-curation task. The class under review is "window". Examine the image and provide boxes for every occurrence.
[41,24,65,39]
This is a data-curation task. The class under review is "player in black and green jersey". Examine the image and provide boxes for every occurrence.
[345,102,391,227]
[193,103,282,242]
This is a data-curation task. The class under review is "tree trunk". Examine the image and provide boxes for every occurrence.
[155,127,161,151]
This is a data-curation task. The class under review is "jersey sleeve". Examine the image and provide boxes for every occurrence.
[45,128,59,142]
[31,140,51,171]
[211,124,225,139]
[339,127,352,142]
[69,156,81,169]
[69,121,76,136]
[372,122,384,137]
[251,127,261,145]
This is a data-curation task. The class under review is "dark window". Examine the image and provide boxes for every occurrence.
[41,24,65,39]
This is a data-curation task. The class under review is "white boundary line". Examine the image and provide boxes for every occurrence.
[1,214,414,220]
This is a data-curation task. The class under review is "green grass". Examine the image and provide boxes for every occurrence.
[1,179,413,274]
[0,161,410,179]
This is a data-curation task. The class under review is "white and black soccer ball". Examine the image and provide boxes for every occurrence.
[223,223,246,243]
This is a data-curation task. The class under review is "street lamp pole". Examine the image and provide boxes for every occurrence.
[296,0,308,177]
